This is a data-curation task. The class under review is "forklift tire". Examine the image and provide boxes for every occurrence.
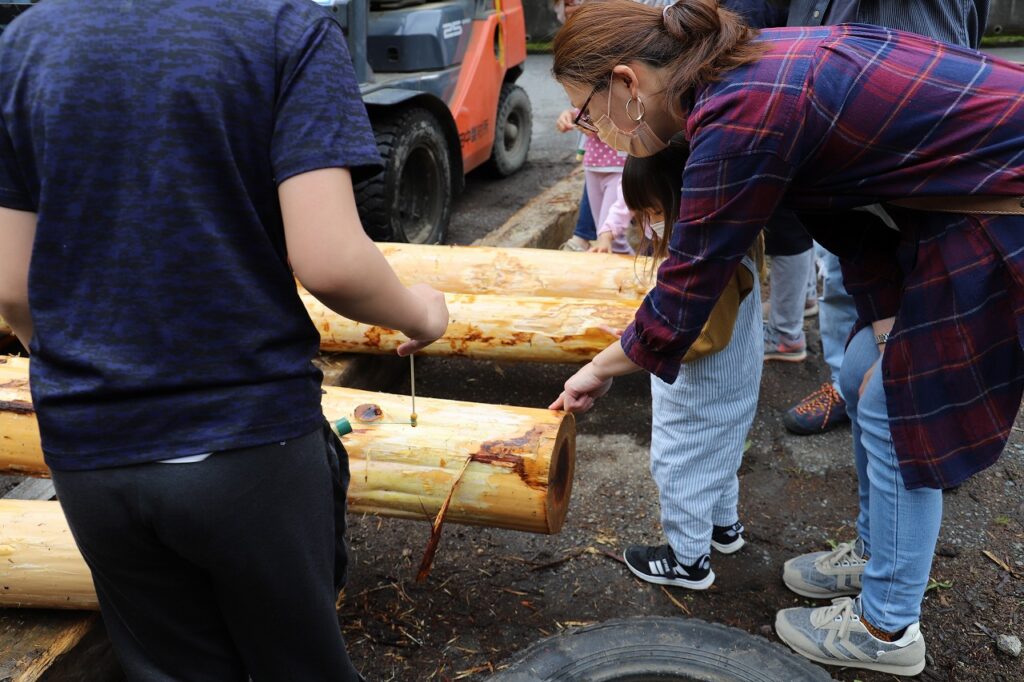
[356,107,451,244]
[483,83,532,178]
[490,618,832,682]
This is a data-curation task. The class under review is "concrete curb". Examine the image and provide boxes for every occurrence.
[472,169,583,249]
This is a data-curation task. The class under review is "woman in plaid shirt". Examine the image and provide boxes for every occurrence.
[548,0,1024,675]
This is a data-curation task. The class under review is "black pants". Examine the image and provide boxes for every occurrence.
[51,424,362,682]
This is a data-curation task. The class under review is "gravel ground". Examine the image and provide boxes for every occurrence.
[340,316,1024,681]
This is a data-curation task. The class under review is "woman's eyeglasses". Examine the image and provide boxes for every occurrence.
[573,85,601,133]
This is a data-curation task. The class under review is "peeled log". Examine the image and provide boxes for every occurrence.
[376,243,654,301]
[0,500,97,610]
[2,292,638,364]
[0,244,647,362]
[0,356,574,534]
[305,291,637,363]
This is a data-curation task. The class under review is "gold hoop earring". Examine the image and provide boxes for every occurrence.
[625,96,646,122]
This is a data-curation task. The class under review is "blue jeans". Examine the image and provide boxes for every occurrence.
[839,326,943,631]
[573,183,597,241]
[816,245,858,397]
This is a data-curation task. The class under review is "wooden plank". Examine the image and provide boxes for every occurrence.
[5,479,54,501]
[0,612,100,682]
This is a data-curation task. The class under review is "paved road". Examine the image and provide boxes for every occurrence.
[986,44,1024,61]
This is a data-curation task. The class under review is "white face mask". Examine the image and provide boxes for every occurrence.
[592,78,669,158]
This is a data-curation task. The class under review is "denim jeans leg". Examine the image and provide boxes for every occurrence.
[839,326,877,550]
[573,182,597,241]
[768,249,813,339]
[816,245,859,397]
[841,327,943,632]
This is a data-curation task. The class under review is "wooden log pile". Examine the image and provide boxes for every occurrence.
[0,355,575,608]
[0,244,652,362]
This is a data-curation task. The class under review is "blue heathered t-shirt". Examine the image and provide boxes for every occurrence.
[0,0,383,470]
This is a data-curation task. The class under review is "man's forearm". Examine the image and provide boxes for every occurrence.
[0,303,32,350]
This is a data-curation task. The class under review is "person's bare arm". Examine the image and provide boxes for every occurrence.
[279,168,447,355]
[0,206,36,349]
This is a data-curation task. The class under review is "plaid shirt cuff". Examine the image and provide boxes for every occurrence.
[620,321,680,384]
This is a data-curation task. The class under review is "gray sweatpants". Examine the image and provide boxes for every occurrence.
[767,249,814,339]
[649,262,763,564]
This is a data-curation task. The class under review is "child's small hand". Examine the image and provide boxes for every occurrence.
[548,361,613,414]
[589,232,613,253]
[556,108,576,133]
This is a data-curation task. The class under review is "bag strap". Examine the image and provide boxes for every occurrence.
[888,195,1024,215]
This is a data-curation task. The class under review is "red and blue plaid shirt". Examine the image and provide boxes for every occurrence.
[620,24,1024,489]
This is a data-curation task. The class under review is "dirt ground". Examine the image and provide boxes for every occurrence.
[339,318,1024,681]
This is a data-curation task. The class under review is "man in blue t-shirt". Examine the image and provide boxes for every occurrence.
[0,1,448,678]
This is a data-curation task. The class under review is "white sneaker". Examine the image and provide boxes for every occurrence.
[775,597,926,676]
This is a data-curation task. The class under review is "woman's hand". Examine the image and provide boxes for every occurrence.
[859,357,878,398]
[549,362,613,413]
[589,232,614,253]
[860,316,895,396]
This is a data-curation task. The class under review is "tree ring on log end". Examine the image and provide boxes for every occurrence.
[544,413,576,534]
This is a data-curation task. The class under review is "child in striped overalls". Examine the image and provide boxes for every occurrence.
[618,141,764,589]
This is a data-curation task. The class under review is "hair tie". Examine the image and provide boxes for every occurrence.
[662,2,675,23]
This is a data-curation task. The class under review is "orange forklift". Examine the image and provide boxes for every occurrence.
[319,0,533,243]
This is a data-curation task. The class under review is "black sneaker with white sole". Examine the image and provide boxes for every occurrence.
[711,521,745,554]
[623,544,715,590]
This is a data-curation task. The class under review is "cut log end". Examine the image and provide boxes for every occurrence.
[543,412,576,534]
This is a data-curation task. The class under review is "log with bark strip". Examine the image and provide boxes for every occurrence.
[0,244,648,362]
[0,292,636,364]
[375,243,654,301]
[0,356,574,534]
[304,291,637,363]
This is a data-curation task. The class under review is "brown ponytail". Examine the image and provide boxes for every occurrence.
[552,0,764,115]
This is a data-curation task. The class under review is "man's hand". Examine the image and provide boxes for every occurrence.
[397,284,449,356]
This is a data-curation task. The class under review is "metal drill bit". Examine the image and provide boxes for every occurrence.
[409,354,417,427]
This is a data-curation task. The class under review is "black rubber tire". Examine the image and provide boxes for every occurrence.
[482,83,532,178]
[355,107,451,244]
[490,617,832,682]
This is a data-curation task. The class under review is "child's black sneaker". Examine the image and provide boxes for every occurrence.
[623,544,715,590]
[711,521,745,554]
